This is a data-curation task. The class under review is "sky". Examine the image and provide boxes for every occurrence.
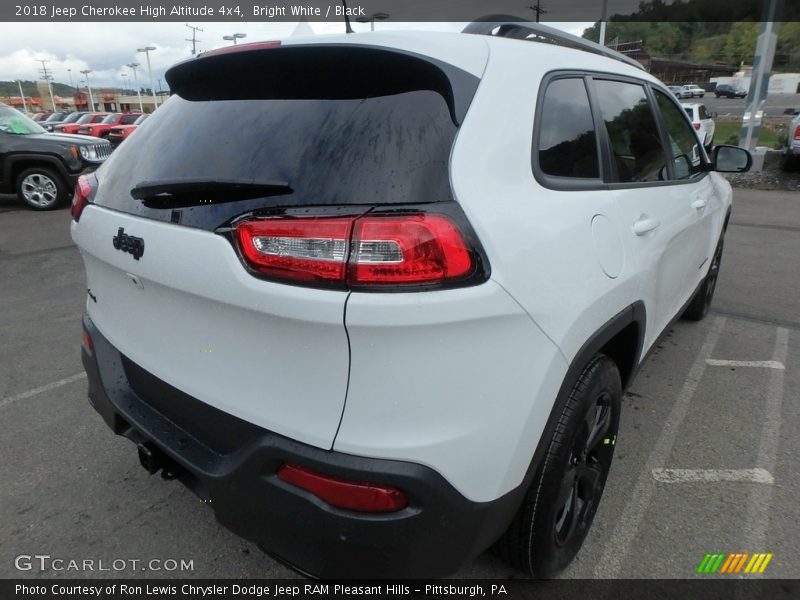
[0,21,593,92]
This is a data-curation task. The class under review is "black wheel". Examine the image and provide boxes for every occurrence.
[15,166,67,210]
[494,355,621,577]
[683,236,723,321]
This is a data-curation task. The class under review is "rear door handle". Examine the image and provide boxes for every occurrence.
[633,217,661,236]
[691,198,708,210]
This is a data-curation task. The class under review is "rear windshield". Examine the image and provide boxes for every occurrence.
[95,46,478,230]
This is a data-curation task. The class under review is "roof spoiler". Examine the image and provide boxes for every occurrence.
[462,15,644,71]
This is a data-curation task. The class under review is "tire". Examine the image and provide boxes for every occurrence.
[683,235,723,321]
[15,166,67,210]
[494,355,622,577]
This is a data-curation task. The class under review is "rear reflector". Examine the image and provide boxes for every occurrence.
[693,123,702,130]
[71,175,93,222]
[81,328,93,353]
[794,125,800,140]
[277,463,408,513]
[234,212,477,289]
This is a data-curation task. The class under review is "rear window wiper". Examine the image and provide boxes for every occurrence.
[130,178,292,208]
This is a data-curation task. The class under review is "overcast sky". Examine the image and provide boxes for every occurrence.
[0,21,592,92]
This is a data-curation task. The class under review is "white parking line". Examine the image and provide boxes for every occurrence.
[706,359,785,369]
[743,327,790,553]
[652,468,774,484]
[0,373,86,410]
[594,316,726,578]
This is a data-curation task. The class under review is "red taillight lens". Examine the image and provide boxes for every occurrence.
[693,123,702,130]
[233,212,477,289]
[81,328,93,353]
[235,217,353,284]
[349,214,472,285]
[71,175,92,222]
[794,125,800,140]
[277,463,407,513]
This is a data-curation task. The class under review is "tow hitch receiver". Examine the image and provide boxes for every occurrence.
[137,441,177,478]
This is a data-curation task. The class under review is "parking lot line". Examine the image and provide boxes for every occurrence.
[743,327,790,553]
[651,468,774,484]
[593,316,727,578]
[0,372,86,410]
[706,359,785,369]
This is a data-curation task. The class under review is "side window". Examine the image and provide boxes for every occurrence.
[593,79,667,183]
[655,91,704,179]
[537,78,599,179]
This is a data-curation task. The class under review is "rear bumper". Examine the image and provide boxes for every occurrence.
[81,314,524,578]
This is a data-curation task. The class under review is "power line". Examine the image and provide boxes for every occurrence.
[185,23,203,55]
[527,1,547,23]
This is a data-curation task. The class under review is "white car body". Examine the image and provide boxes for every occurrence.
[681,84,706,98]
[683,102,716,148]
[71,26,741,578]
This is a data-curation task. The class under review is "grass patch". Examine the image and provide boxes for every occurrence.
[713,118,786,148]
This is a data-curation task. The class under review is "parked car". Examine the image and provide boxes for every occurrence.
[55,112,109,134]
[682,102,716,149]
[77,112,142,138]
[108,113,149,146]
[31,112,51,122]
[781,109,800,170]
[70,22,751,579]
[714,83,747,99]
[680,84,706,98]
[667,85,683,97]
[0,103,111,210]
[41,111,72,131]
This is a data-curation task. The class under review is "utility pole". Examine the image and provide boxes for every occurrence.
[35,58,56,112]
[185,23,203,55]
[527,1,547,23]
[17,80,27,113]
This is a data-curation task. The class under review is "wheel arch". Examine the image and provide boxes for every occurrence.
[7,154,71,190]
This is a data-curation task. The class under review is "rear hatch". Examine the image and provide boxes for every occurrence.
[72,40,482,449]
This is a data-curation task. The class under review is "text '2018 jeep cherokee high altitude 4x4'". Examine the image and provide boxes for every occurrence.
[71,21,751,578]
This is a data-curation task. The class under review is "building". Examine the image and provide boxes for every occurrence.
[613,40,737,86]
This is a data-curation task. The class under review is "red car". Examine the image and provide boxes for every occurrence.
[107,113,149,146]
[55,112,108,134]
[78,112,142,138]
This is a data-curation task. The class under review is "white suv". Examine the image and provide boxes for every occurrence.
[682,102,717,150]
[71,20,751,578]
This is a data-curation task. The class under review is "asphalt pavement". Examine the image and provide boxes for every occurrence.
[699,93,800,119]
[0,188,798,579]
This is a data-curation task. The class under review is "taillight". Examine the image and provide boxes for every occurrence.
[693,123,702,130]
[233,211,481,289]
[349,214,472,285]
[277,463,407,513]
[71,175,92,222]
[794,125,800,140]
[234,217,352,284]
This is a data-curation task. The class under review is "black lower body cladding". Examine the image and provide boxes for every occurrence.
[80,315,524,578]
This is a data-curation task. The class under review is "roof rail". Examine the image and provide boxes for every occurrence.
[462,15,645,71]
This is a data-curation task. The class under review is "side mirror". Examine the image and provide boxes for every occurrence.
[714,145,752,173]
[711,112,718,119]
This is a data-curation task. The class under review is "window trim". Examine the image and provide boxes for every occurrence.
[532,69,710,191]
[531,70,606,191]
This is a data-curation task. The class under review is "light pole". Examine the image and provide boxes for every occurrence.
[120,73,128,95]
[127,62,144,113]
[80,69,95,111]
[355,12,389,31]
[222,33,246,45]
[17,80,27,113]
[137,46,158,109]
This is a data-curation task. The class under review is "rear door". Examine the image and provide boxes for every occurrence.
[592,78,709,349]
[72,43,480,450]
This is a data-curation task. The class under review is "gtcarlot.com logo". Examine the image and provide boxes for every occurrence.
[697,552,773,575]
[14,554,194,572]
